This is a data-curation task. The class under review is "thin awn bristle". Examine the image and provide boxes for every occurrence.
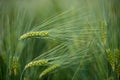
[19,31,49,40]
[24,59,48,70]
[39,64,60,79]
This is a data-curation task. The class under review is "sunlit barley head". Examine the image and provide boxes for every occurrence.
[39,64,60,79]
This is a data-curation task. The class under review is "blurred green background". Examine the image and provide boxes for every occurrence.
[0,0,120,80]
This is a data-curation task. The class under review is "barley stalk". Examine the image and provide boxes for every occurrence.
[24,59,48,70]
[19,31,49,40]
[39,64,60,79]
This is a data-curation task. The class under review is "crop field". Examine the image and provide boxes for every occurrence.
[0,0,120,80]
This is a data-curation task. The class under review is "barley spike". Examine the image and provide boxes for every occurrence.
[24,59,48,70]
[106,49,115,71]
[39,64,60,78]
[19,31,49,40]
[114,49,119,64]
[116,64,120,77]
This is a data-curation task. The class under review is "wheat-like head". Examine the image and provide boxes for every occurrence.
[39,64,60,79]
[24,59,48,70]
[114,49,119,64]
[19,31,49,40]
[106,49,115,71]
[9,57,20,76]
[116,64,120,77]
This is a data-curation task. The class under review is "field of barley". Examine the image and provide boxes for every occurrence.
[0,0,120,80]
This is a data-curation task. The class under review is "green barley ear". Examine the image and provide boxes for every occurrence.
[39,64,60,79]
[19,31,49,40]
[9,57,20,76]
[106,49,115,71]
[114,49,119,64]
[24,59,48,70]
[116,64,120,78]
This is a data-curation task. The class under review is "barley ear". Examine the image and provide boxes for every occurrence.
[24,59,48,70]
[106,49,115,71]
[116,64,120,77]
[19,31,49,40]
[9,57,20,76]
[114,49,119,64]
[39,64,60,79]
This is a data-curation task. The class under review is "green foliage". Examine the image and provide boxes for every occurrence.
[0,0,120,80]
